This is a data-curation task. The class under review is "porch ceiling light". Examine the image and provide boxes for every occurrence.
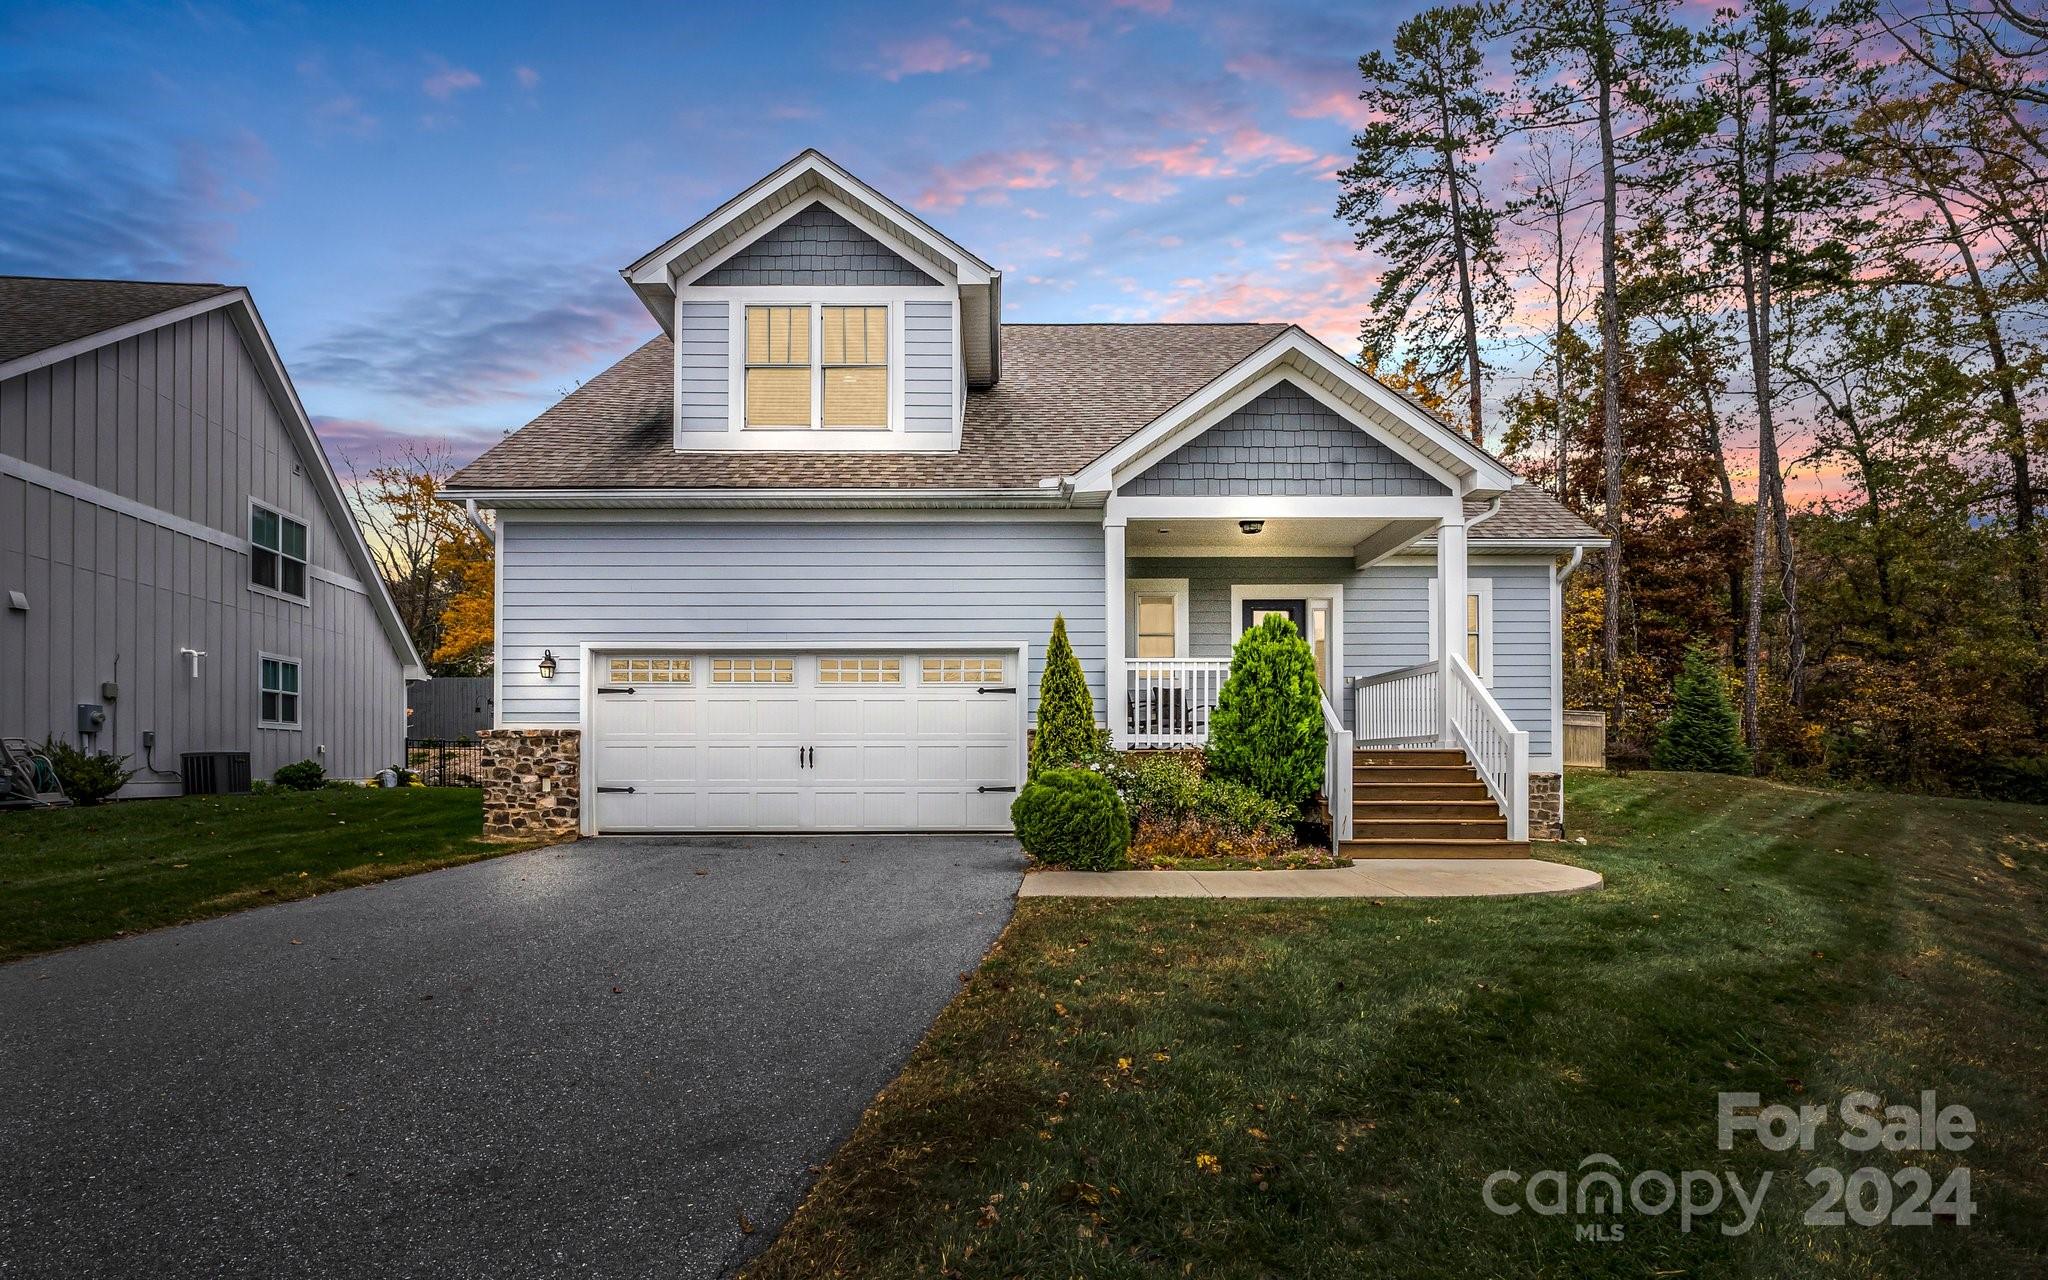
[538,649,558,680]
[1238,519,1265,536]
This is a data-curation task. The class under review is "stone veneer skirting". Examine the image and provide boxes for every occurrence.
[479,728,581,840]
[1530,772,1564,841]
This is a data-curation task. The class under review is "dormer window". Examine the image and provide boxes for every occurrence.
[743,303,892,431]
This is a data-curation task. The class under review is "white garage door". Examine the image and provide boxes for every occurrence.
[589,650,1023,833]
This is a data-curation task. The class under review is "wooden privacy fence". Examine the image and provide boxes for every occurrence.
[1563,710,1608,769]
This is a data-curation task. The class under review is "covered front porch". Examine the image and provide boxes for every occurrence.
[1102,495,1531,843]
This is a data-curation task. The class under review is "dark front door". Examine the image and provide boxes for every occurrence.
[1241,598,1308,636]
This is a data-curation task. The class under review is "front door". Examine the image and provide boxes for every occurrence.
[1239,598,1332,690]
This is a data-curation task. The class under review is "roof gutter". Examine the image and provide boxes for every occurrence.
[437,486,1081,511]
[1555,545,1587,582]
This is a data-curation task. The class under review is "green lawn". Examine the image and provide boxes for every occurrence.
[748,772,2048,1279]
[0,788,542,961]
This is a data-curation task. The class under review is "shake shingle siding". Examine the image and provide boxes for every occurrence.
[698,204,938,287]
[1121,381,1449,497]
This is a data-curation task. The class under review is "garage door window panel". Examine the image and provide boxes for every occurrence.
[922,656,1004,684]
[713,657,795,684]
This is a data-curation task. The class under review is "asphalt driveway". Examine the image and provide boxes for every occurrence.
[0,834,1022,1278]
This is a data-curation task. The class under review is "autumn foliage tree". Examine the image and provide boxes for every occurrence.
[344,444,494,676]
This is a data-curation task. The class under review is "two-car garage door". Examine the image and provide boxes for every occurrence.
[589,650,1023,833]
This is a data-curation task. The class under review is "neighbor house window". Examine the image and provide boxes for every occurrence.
[250,502,308,600]
[260,656,301,728]
[744,306,812,427]
[821,305,888,428]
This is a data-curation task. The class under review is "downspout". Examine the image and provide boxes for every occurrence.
[1555,545,1585,582]
[464,498,496,545]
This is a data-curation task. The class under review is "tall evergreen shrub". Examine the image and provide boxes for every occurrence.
[1653,644,1753,774]
[1032,614,1098,776]
[1204,615,1327,810]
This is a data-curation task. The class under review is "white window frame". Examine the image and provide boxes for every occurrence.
[259,651,303,729]
[1126,577,1189,659]
[1227,583,1345,695]
[724,292,909,437]
[248,497,310,606]
[1428,576,1495,683]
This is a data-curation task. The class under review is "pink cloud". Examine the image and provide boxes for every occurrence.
[1130,141,1227,178]
[422,64,483,99]
[1225,52,1371,130]
[989,5,1093,44]
[876,35,990,81]
[1111,0,1172,13]
[513,66,541,90]
[1220,126,1318,168]
[914,149,1061,211]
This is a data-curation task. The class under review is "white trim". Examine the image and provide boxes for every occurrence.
[247,496,312,607]
[1104,518,1127,748]
[441,487,1075,510]
[573,637,1029,838]
[623,149,993,287]
[679,191,953,289]
[1106,494,1464,522]
[490,506,1102,524]
[492,515,508,728]
[1428,576,1495,683]
[1226,582,1345,697]
[1067,328,1518,496]
[1127,577,1190,658]
[258,650,303,730]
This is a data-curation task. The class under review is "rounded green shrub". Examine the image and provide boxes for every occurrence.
[1652,644,1752,775]
[1120,751,1203,820]
[1194,776,1294,838]
[272,759,327,791]
[34,737,135,806]
[1011,767,1131,871]
[1031,614,1101,776]
[1204,615,1327,811]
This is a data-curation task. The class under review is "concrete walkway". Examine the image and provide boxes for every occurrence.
[1019,856,1601,899]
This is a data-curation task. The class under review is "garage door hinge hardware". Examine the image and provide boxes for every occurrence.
[976,686,1016,695]
[978,785,1018,793]
[597,785,636,794]
[598,685,636,694]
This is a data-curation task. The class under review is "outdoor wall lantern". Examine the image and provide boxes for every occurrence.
[538,650,558,680]
[1238,519,1265,536]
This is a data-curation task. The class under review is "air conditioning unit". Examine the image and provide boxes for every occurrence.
[180,751,252,795]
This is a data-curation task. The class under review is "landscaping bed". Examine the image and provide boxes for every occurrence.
[0,787,546,961]
[746,771,2048,1278]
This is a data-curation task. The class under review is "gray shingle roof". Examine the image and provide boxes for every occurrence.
[449,323,1288,491]
[0,276,236,367]
[446,318,1606,544]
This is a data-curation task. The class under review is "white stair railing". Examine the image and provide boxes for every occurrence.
[1320,690,1352,847]
[1444,655,1530,841]
[1352,661,1441,745]
[1124,658,1230,748]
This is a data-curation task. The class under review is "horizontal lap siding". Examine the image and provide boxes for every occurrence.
[903,301,954,434]
[676,302,729,433]
[1125,555,1551,754]
[498,519,1107,725]
[1123,381,1449,497]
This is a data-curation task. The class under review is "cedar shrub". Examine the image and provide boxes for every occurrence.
[1653,644,1753,775]
[1031,614,1098,776]
[1204,615,1327,810]
[1009,767,1130,870]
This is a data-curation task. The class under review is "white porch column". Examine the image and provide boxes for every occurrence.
[1104,516,1127,749]
[1437,513,1467,746]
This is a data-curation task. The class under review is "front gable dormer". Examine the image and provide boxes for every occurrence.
[621,150,999,454]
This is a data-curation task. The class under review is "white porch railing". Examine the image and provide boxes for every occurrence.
[1320,690,1353,847]
[1352,661,1442,745]
[1355,655,1530,841]
[1124,659,1230,748]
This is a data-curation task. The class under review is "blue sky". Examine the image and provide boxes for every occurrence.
[1,0,1411,467]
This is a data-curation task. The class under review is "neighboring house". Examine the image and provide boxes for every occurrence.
[407,675,493,740]
[444,151,1606,849]
[0,277,423,796]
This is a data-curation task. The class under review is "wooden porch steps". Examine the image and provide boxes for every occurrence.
[1341,747,1529,860]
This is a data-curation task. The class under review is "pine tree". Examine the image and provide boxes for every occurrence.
[1031,614,1097,776]
[1653,644,1753,773]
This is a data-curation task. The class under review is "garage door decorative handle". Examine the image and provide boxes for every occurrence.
[977,784,1018,793]
[598,686,637,695]
[597,785,636,794]
[976,685,1016,695]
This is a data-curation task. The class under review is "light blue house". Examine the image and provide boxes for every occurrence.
[445,151,1605,849]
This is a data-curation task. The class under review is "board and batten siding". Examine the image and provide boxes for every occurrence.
[675,301,729,433]
[903,300,955,434]
[0,309,405,793]
[698,204,938,287]
[496,517,1107,724]
[1127,554,1556,760]
[1121,380,1450,498]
